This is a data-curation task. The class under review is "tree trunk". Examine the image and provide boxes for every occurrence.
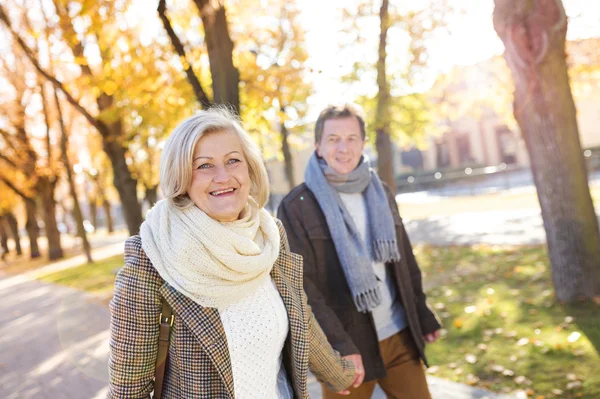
[89,199,98,230]
[102,199,114,233]
[24,199,40,259]
[4,212,21,255]
[375,0,396,193]
[280,119,295,191]
[494,0,600,301]
[144,185,158,208]
[38,177,64,260]
[193,0,240,114]
[0,216,9,258]
[55,90,93,263]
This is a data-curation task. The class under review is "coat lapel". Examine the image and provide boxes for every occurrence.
[159,283,235,398]
[271,248,308,398]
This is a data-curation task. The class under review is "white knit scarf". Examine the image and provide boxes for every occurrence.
[139,199,281,309]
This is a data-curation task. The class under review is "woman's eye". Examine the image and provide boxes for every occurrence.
[227,158,241,165]
[197,163,211,170]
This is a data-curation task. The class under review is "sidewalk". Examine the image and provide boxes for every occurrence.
[0,233,518,398]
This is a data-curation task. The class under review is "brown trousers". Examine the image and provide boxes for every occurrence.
[322,330,432,399]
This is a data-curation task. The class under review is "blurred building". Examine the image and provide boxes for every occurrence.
[266,39,600,194]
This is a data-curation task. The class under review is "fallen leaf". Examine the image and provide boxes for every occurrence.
[514,376,527,384]
[491,364,505,373]
[567,332,581,343]
[466,374,479,385]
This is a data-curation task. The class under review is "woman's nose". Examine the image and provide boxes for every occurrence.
[213,166,230,183]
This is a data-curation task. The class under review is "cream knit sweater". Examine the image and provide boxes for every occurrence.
[219,277,293,399]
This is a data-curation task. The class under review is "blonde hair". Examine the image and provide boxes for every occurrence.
[160,107,270,209]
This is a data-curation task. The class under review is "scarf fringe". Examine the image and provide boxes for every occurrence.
[354,287,382,313]
[374,240,401,263]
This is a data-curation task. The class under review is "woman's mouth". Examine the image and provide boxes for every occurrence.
[210,188,236,197]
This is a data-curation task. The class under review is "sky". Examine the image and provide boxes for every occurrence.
[298,0,600,116]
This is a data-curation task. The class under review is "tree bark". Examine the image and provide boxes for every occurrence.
[103,199,114,233]
[38,177,64,260]
[89,199,98,230]
[193,0,240,114]
[54,90,93,264]
[24,199,40,259]
[494,0,600,301]
[280,115,296,190]
[144,185,159,208]
[0,216,9,258]
[4,212,22,255]
[375,0,396,193]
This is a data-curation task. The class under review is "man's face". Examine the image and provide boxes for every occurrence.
[316,116,365,174]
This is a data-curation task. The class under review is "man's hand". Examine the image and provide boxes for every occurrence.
[424,329,441,343]
[336,353,365,395]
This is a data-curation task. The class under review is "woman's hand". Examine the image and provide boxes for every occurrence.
[337,353,365,394]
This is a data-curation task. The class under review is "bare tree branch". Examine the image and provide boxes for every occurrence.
[0,175,32,201]
[157,0,212,108]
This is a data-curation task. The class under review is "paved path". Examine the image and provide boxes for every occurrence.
[0,228,520,398]
[405,208,600,246]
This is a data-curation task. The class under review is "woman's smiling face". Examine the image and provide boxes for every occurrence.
[188,129,251,222]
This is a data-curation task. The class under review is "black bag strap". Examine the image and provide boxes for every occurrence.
[154,298,174,399]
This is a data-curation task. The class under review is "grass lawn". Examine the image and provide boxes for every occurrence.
[39,245,600,398]
[417,245,600,399]
[39,254,124,304]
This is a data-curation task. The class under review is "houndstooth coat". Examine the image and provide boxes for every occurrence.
[107,220,355,398]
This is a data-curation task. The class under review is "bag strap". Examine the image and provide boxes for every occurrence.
[154,298,174,399]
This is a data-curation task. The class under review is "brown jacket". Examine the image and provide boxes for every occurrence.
[278,183,441,382]
[107,220,355,398]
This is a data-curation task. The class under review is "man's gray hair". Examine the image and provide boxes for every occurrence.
[314,102,367,143]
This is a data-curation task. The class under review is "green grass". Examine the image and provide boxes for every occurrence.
[416,245,600,399]
[39,254,124,302]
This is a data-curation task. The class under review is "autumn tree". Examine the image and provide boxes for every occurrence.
[341,1,449,191]
[493,0,600,301]
[0,51,63,259]
[157,0,239,113]
[236,0,313,190]
[1,1,138,234]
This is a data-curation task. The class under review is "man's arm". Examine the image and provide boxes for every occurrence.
[383,186,442,336]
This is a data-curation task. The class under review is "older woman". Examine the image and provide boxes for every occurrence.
[107,108,355,398]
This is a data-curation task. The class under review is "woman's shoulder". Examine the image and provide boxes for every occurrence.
[119,235,162,284]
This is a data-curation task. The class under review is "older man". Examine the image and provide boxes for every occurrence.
[278,103,441,398]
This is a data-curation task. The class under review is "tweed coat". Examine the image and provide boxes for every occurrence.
[107,220,355,399]
[278,182,441,382]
